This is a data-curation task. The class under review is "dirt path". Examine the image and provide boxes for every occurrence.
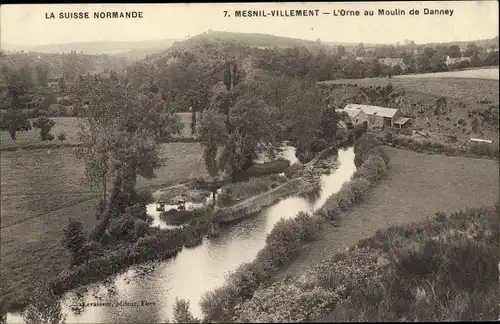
[275,147,499,280]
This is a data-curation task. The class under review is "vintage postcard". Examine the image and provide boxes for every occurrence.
[0,1,499,323]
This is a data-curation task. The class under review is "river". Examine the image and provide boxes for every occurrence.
[6,146,355,324]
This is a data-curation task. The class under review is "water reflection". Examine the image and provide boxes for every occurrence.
[6,147,355,324]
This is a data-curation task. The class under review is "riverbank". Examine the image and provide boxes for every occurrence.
[234,204,499,322]
[228,145,499,322]
[273,145,499,281]
[199,134,390,322]
[214,176,319,224]
[0,144,337,318]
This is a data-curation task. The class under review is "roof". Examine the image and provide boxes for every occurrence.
[470,138,492,143]
[337,108,365,119]
[344,104,399,118]
[338,120,348,129]
[446,57,472,65]
[378,58,405,66]
[393,117,410,125]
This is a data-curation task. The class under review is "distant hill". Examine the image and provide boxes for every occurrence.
[421,36,499,49]
[1,39,180,56]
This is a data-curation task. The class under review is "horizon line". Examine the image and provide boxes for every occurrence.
[1,31,498,49]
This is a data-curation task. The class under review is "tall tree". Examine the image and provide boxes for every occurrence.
[355,43,365,57]
[35,63,49,87]
[448,45,462,58]
[74,75,180,240]
[0,82,32,141]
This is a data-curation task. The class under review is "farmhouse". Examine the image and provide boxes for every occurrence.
[377,58,408,73]
[337,107,369,128]
[47,78,59,88]
[343,103,411,129]
[444,56,471,66]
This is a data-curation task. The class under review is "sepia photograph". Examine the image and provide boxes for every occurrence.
[0,1,499,323]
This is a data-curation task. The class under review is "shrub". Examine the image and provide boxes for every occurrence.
[172,298,200,323]
[368,146,390,164]
[348,177,371,203]
[57,131,66,143]
[265,218,303,265]
[134,219,150,240]
[468,142,499,159]
[235,282,338,323]
[23,285,66,324]
[317,199,342,221]
[107,216,136,243]
[134,189,154,206]
[353,155,387,184]
[62,219,87,266]
[82,241,104,260]
[244,159,290,176]
[32,116,55,141]
[311,138,329,154]
[294,212,322,242]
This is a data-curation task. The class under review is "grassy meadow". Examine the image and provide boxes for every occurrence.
[0,141,207,310]
[393,66,499,80]
[0,112,198,150]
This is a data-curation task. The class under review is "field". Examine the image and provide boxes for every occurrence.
[0,141,207,309]
[320,75,499,146]
[0,112,198,150]
[394,67,499,80]
[320,75,499,103]
[275,146,499,280]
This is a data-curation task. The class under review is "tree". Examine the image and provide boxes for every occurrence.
[465,43,480,57]
[57,131,66,143]
[33,116,56,141]
[74,75,173,241]
[23,286,66,324]
[471,115,482,134]
[35,64,49,87]
[318,105,340,141]
[337,45,346,56]
[172,298,200,323]
[62,218,87,265]
[448,45,462,58]
[199,109,228,177]
[0,109,31,141]
[355,43,365,57]
[0,81,32,142]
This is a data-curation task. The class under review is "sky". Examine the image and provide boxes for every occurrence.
[1,1,498,46]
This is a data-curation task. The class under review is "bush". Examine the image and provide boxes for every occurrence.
[348,177,371,202]
[353,155,387,184]
[172,298,200,323]
[244,159,290,176]
[32,116,55,141]
[134,219,150,240]
[57,131,66,143]
[311,138,329,154]
[62,219,87,266]
[107,216,136,243]
[135,189,154,206]
[23,285,66,324]
[468,142,499,159]
[235,283,338,323]
[265,218,303,266]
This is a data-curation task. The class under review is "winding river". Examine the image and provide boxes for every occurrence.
[6,146,355,324]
